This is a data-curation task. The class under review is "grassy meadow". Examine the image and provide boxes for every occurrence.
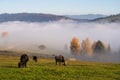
[0,55,120,80]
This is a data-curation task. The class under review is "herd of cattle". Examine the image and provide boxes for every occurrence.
[18,54,66,68]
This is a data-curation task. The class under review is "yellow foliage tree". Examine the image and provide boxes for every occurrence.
[70,37,80,54]
[92,41,97,51]
[103,42,108,51]
[2,31,8,38]
[82,38,93,55]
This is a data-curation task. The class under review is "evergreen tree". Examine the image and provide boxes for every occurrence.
[94,40,105,53]
[107,44,111,53]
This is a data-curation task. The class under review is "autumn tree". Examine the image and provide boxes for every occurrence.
[70,37,80,54]
[103,42,108,51]
[81,40,85,53]
[81,38,93,55]
[92,41,96,50]
[2,31,8,38]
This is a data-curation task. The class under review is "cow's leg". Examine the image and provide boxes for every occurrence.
[59,62,61,66]
[21,62,24,67]
[18,62,21,68]
[56,60,57,65]
[25,62,27,68]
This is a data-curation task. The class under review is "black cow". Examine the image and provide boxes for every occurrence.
[18,54,29,68]
[33,56,38,62]
[55,55,66,66]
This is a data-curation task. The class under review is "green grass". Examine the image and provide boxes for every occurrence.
[0,55,120,80]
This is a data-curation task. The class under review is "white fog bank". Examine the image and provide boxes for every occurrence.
[0,21,120,52]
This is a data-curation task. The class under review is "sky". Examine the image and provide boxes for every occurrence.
[0,0,120,15]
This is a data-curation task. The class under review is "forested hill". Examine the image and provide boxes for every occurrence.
[0,13,78,23]
[65,14,106,20]
[0,13,120,23]
[91,14,120,23]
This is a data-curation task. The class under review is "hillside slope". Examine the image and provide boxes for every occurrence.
[91,14,120,23]
[66,14,106,20]
[0,13,73,23]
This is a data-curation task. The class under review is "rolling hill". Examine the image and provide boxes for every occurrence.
[91,14,120,23]
[0,13,76,23]
[65,14,106,20]
[0,13,120,23]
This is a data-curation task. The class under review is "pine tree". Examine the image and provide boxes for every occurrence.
[107,44,111,53]
[94,40,105,53]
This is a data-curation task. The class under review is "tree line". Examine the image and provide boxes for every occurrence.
[70,37,111,55]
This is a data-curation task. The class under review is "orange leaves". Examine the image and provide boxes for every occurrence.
[70,37,80,54]
[70,37,111,55]
[82,38,93,55]
[2,31,8,38]
[71,37,80,50]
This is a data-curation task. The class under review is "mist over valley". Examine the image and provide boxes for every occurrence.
[0,20,120,63]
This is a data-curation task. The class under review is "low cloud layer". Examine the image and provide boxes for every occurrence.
[0,21,120,51]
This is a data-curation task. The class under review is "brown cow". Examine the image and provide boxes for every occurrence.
[33,56,38,62]
[55,55,66,66]
[18,54,29,68]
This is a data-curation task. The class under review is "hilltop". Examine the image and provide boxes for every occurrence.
[0,13,120,23]
[0,13,80,23]
[91,14,120,23]
[65,14,106,20]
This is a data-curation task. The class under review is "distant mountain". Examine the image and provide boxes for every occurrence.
[1,13,119,23]
[0,13,78,23]
[91,14,120,23]
[65,14,106,20]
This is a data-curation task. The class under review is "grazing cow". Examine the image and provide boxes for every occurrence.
[33,56,38,62]
[18,54,29,68]
[55,55,66,66]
